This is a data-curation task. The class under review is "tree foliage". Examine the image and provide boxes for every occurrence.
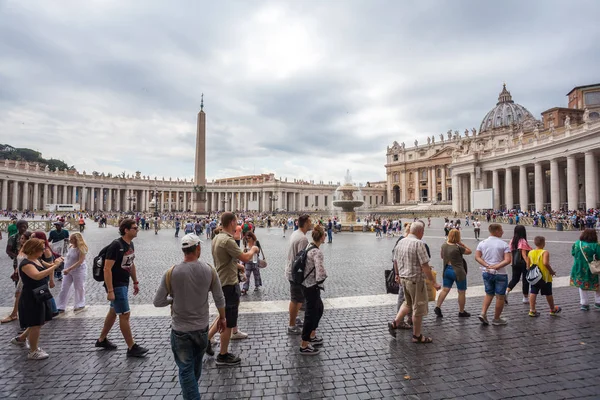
[0,143,75,171]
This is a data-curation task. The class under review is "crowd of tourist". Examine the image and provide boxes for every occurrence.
[2,209,600,400]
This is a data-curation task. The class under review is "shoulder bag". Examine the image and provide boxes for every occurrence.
[579,242,600,275]
[33,283,53,303]
[385,268,399,294]
[526,251,545,286]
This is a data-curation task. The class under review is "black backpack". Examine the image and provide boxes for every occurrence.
[92,239,124,282]
[292,244,316,284]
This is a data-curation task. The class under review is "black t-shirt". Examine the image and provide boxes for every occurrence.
[106,238,135,287]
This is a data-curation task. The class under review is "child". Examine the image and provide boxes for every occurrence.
[527,236,561,317]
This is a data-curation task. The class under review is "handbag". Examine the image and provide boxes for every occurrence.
[512,248,526,268]
[258,247,268,269]
[32,283,53,303]
[579,242,600,275]
[385,269,399,294]
[426,270,438,302]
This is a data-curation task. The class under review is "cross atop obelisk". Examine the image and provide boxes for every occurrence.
[193,94,207,213]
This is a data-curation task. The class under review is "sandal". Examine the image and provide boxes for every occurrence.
[1,315,17,324]
[397,321,412,329]
[412,334,433,344]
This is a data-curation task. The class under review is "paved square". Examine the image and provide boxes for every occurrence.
[0,218,599,399]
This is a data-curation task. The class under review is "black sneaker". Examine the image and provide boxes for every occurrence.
[205,341,214,357]
[215,352,241,366]
[434,307,443,318]
[95,338,117,350]
[458,311,471,318]
[299,344,320,356]
[308,336,324,347]
[126,343,149,357]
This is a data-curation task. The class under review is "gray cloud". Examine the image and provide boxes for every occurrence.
[1,0,599,185]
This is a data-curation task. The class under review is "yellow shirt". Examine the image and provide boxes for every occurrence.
[528,249,551,283]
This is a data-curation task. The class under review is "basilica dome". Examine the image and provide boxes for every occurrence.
[479,84,534,134]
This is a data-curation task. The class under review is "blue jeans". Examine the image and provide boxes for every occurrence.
[482,272,508,296]
[327,229,333,243]
[171,329,208,400]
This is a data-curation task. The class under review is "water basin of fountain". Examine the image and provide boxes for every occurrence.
[332,170,364,225]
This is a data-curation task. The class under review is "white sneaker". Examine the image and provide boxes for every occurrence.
[522,297,529,304]
[10,337,29,349]
[27,348,49,360]
[230,330,248,340]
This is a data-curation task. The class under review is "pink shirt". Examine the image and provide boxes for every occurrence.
[509,238,532,251]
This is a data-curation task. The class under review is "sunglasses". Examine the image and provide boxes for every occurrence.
[130,227,139,230]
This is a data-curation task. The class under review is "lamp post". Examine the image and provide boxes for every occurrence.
[126,193,135,213]
[152,186,162,217]
[269,194,279,212]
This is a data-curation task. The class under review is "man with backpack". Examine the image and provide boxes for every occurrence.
[95,219,148,357]
[208,212,259,366]
[153,234,226,399]
[285,214,311,335]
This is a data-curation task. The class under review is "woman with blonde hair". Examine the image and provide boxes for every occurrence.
[56,232,89,313]
[434,228,472,318]
[10,238,63,360]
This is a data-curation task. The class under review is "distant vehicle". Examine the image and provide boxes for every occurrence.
[45,204,81,212]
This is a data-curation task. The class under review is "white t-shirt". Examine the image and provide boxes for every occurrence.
[473,221,481,229]
[476,236,510,275]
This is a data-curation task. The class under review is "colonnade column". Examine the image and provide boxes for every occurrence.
[168,191,172,211]
[33,183,39,210]
[52,185,58,205]
[12,181,19,210]
[97,188,103,211]
[567,155,578,211]
[43,184,49,210]
[469,172,476,211]
[115,189,121,212]
[72,186,77,205]
[451,174,459,212]
[534,162,544,212]
[107,188,113,211]
[585,151,597,210]
[550,159,560,212]
[22,182,29,210]
[62,185,68,204]
[81,188,87,211]
[1,180,8,210]
[519,165,528,212]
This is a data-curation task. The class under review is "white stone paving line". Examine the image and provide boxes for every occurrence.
[0,277,572,319]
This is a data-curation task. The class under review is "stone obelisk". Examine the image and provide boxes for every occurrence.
[193,94,207,213]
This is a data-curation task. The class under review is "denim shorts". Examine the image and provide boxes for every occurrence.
[482,272,508,296]
[443,265,467,291]
[110,286,130,314]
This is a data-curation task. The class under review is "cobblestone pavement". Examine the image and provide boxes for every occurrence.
[0,286,598,399]
[0,218,585,306]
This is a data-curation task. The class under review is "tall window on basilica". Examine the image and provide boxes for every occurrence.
[393,173,399,183]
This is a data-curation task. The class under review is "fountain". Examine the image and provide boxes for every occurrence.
[333,170,365,227]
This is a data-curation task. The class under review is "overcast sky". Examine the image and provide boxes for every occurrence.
[1,1,599,185]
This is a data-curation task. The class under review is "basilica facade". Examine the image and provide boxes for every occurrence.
[386,83,600,213]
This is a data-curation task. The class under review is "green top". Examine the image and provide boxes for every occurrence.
[211,232,243,287]
[570,240,600,291]
[7,224,17,237]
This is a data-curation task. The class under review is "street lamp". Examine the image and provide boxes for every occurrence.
[126,194,135,212]
[269,195,279,212]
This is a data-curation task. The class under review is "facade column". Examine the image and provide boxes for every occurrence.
[441,167,447,201]
[107,188,113,211]
[97,188,103,211]
[12,181,19,210]
[22,182,29,210]
[505,168,513,210]
[33,183,39,210]
[262,192,267,212]
[43,184,49,210]
[1,179,8,210]
[168,191,172,212]
[414,169,420,202]
[585,151,597,210]
[469,172,476,211]
[62,185,68,204]
[72,186,77,204]
[451,174,459,212]
[52,185,58,205]
[534,162,544,212]
[519,166,528,212]
[567,155,578,211]
[550,159,560,211]
[492,169,499,202]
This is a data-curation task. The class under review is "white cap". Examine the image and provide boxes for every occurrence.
[181,234,202,249]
